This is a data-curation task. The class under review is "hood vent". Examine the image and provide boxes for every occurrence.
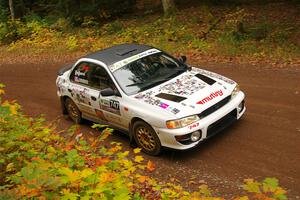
[155,93,187,103]
[195,73,216,85]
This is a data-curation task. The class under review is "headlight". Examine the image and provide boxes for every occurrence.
[232,84,240,97]
[166,115,199,129]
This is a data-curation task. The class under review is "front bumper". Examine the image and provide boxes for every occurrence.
[153,91,246,150]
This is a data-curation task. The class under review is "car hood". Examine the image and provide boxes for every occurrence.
[132,67,237,118]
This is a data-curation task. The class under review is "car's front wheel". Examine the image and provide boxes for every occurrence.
[133,121,161,156]
[65,98,82,124]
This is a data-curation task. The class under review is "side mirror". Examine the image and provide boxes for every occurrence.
[100,88,115,97]
[178,55,187,63]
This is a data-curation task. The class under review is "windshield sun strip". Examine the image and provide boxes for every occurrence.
[109,49,161,72]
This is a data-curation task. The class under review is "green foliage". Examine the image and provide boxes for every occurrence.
[1,4,299,65]
[243,178,287,199]
[0,17,49,44]
[103,20,124,34]
[66,35,79,51]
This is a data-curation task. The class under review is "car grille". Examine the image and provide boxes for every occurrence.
[198,95,231,119]
[206,109,237,138]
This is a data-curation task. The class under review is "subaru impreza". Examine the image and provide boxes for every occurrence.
[56,44,245,155]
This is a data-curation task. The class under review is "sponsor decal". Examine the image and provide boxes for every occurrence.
[74,69,89,84]
[188,122,199,130]
[110,100,120,110]
[158,74,206,97]
[159,103,169,109]
[74,77,88,84]
[171,108,180,114]
[197,90,223,105]
[75,70,87,77]
[70,86,91,105]
[135,91,180,114]
[95,109,107,121]
[100,99,121,115]
[109,49,160,72]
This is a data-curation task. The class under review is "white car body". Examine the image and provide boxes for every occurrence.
[56,44,245,151]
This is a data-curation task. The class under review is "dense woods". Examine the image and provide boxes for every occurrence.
[0,0,299,65]
[0,0,174,23]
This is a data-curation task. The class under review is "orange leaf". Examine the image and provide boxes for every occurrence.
[31,157,40,161]
[100,172,115,183]
[138,175,148,183]
[95,157,110,166]
[109,146,121,153]
[0,89,5,95]
[64,144,74,151]
[146,160,155,172]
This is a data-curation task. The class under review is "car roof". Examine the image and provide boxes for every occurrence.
[84,43,153,66]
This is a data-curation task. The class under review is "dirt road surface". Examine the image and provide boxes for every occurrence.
[1,62,299,198]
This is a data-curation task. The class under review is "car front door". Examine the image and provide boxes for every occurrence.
[89,65,128,129]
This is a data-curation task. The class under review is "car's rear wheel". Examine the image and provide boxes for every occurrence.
[133,121,161,156]
[65,98,82,124]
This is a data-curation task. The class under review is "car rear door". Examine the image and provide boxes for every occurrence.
[69,62,100,116]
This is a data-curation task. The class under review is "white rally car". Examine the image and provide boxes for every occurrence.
[56,44,245,155]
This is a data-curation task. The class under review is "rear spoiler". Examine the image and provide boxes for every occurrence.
[58,63,73,76]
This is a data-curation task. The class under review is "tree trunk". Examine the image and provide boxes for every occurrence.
[161,0,175,14]
[8,0,15,20]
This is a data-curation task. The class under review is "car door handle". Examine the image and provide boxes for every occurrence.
[91,96,97,101]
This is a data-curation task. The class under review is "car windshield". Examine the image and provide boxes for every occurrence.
[112,52,187,95]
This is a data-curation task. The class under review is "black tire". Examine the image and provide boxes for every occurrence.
[133,121,161,156]
[65,98,82,124]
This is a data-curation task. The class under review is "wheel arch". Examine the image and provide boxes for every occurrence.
[129,117,151,143]
[130,117,162,155]
[60,95,71,115]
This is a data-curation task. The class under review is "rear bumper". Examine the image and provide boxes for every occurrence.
[153,91,246,150]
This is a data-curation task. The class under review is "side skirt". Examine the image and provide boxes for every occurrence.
[82,113,129,135]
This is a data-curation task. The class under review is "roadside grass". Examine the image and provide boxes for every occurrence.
[0,3,299,66]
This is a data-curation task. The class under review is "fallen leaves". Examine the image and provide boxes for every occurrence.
[134,155,144,163]
[138,175,148,183]
[146,160,155,172]
[133,148,141,154]
[95,157,111,166]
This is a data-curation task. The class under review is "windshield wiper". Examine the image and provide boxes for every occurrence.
[140,78,171,91]
[168,67,187,79]
[126,81,143,87]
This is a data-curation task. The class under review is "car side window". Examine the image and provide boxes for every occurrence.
[70,62,91,85]
[89,65,115,90]
[70,62,116,91]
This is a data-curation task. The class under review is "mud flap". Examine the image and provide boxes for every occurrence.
[129,123,137,147]
[60,97,68,115]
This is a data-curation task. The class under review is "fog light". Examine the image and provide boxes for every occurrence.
[191,131,201,142]
[238,101,244,113]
